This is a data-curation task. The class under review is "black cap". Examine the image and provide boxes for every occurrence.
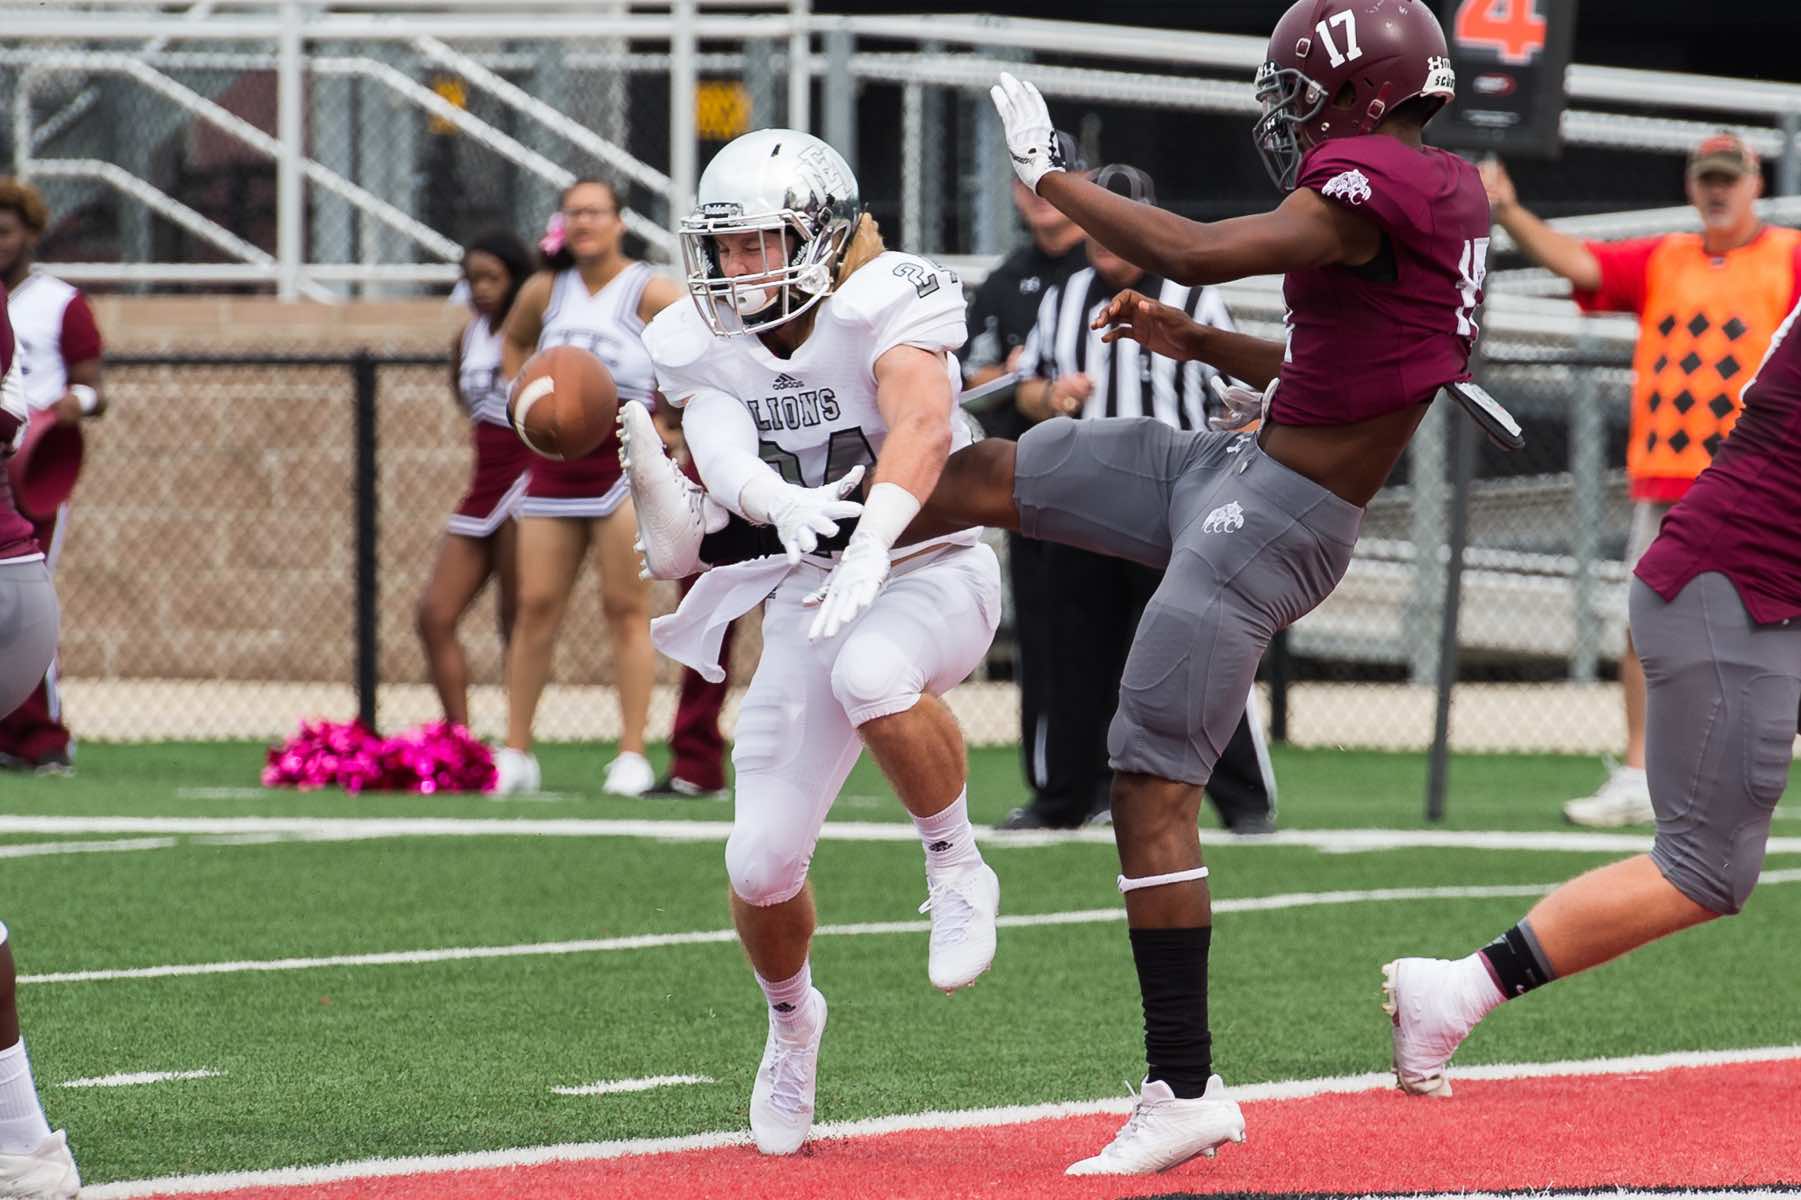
[1091,162,1155,207]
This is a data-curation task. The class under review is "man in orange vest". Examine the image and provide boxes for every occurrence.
[1483,132,1801,826]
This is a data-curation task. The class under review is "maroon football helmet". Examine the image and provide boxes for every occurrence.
[1253,0,1457,191]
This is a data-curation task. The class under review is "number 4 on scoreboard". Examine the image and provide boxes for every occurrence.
[1453,0,1548,66]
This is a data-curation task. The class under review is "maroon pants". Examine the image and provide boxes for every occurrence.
[0,505,70,763]
[667,573,733,791]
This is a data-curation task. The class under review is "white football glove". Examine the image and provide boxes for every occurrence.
[0,363,26,458]
[766,466,866,567]
[989,72,1066,194]
[1207,375,1277,433]
[805,530,891,642]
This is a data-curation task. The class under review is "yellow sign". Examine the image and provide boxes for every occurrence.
[429,75,468,135]
[696,80,751,141]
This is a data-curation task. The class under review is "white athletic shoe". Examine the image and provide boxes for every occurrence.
[1065,1075,1246,1176]
[491,747,540,795]
[1562,764,1654,827]
[1382,956,1496,1098]
[616,402,713,582]
[602,750,655,797]
[919,861,1000,993]
[0,1130,82,1199]
[749,987,827,1155]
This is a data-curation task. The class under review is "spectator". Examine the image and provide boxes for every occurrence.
[495,180,684,796]
[416,231,535,731]
[998,164,1277,833]
[965,132,1089,821]
[1483,133,1801,826]
[0,179,104,776]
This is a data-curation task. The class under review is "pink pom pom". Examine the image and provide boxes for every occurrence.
[263,718,497,795]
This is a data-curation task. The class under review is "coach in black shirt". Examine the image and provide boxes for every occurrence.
[966,134,1089,826]
[1002,164,1278,833]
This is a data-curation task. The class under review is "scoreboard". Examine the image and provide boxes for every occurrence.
[1432,0,1578,159]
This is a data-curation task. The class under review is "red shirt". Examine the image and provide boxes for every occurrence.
[1636,298,1801,624]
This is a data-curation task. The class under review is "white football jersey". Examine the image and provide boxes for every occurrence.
[457,315,509,427]
[644,251,975,553]
[537,262,659,408]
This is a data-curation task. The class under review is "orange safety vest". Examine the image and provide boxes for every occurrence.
[1630,226,1801,501]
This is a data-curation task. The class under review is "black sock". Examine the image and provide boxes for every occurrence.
[1478,920,1556,999]
[697,513,860,566]
[1128,926,1212,1099]
[698,516,783,566]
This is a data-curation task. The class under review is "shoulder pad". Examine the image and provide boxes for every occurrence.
[641,299,713,372]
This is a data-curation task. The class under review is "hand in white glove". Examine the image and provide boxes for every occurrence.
[989,72,1066,194]
[1207,376,1277,433]
[764,465,866,566]
[805,529,891,642]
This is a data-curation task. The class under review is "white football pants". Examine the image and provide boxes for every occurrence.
[726,541,1001,907]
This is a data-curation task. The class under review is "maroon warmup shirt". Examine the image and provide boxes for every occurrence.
[1271,135,1491,426]
[1636,299,1801,624]
[0,287,41,561]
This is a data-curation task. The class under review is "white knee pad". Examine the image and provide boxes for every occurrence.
[829,629,925,726]
[725,825,811,908]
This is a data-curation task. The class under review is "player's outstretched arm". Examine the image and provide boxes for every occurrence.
[1040,175,1381,287]
[1090,290,1286,388]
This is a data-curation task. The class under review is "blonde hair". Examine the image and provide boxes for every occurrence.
[833,212,886,287]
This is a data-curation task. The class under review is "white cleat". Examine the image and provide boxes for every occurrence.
[919,861,1000,993]
[617,402,711,581]
[749,987,827,1155]
[1065,1075,1246,1176]
[491,746,540,795]
[1383,956,1481,1097]
[1562,764,1654,827]
[601,750,656,797]
[0,1129,82,1200]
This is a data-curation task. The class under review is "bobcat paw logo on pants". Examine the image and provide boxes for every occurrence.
[1203,500,1246,533]
[1321,168,1372,206]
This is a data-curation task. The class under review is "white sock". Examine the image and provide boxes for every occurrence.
[755,962,814,1032]
[915,789,982,873]
[0,1038,52,1155]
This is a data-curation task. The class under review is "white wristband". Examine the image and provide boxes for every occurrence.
[69,383,99,415]
[854,482,922,552]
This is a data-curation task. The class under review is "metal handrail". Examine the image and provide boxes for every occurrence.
[16,54,462,264]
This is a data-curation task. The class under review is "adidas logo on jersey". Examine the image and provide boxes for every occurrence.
[770,372,806,390]
[1203,500,1246,533]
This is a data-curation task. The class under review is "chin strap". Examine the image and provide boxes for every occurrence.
[1117,866,1210,894]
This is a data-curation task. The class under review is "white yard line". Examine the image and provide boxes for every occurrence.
[0,838,179,860]
[26,874,1801,988]
[61,1069,221,1089]
[81,1044,1801,1198]
[7,813,1791,856]
[549,1074,713,1097]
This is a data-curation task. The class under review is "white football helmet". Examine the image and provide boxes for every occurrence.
[680,128,861,336]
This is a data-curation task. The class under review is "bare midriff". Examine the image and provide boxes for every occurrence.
[1259,403,1430,509]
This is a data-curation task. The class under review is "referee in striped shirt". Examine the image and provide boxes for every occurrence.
[1006,163,1277,834]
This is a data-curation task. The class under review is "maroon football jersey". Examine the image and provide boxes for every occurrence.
[1636,299,1801,623]
[1270,135,1490,426]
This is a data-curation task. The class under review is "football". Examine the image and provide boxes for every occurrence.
[507,345,618,460]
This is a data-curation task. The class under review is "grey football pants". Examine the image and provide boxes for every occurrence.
[1012,418,1361,786]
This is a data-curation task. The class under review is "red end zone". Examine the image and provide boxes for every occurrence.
[133,1058,1801,1199]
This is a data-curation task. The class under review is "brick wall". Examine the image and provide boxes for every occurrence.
[53,298,764,694]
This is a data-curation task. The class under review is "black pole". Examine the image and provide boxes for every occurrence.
[1268,628,1291,743]
[353,352,380,732]
[1425,400,1477,823]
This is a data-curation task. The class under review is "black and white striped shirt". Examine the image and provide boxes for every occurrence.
[1017,269,1235,429]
